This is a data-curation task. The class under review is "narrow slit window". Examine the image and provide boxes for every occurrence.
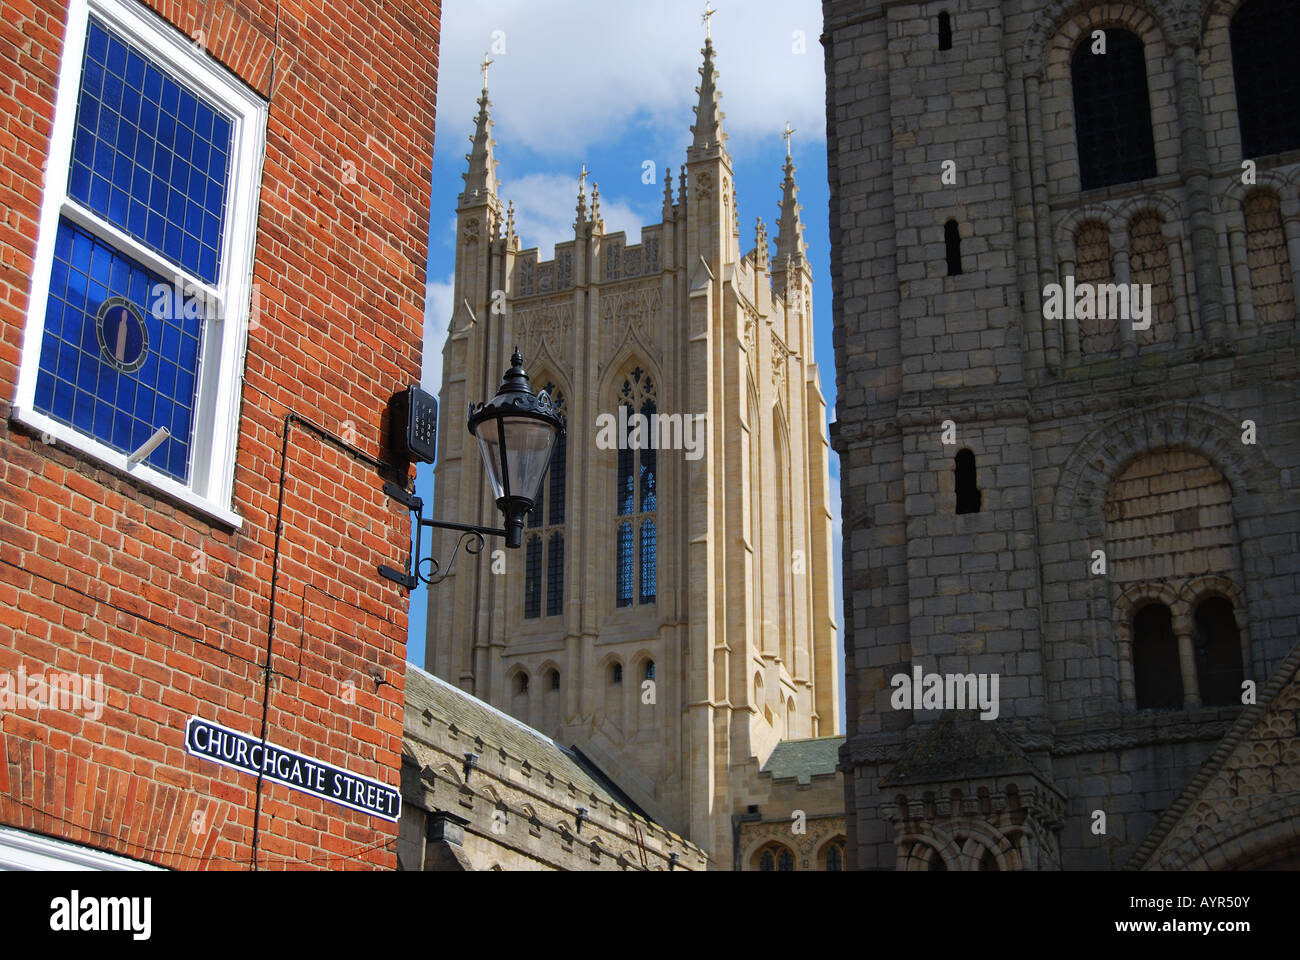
[944,219,962,276]
[954,448,981,514]
[938,11,953,50]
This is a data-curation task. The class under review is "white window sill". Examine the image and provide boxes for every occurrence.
[11,407,242,530]
[0,824,165,870]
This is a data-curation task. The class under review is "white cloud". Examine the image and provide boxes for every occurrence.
[422,273,455,396]
[439,0,825,160]
[503,172,655,259]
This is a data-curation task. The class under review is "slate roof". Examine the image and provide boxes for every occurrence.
[404,664,655,823]
[760,735,845,785]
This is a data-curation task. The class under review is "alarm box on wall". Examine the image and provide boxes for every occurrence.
[389,385,438,465]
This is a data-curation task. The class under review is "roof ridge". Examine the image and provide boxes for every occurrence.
[407,663,564,754]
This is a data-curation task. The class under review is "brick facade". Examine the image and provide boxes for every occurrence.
[0,0,440,869]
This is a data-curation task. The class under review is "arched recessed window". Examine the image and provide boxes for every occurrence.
[615,367,656,607]
[524,534,542,619]
[938,11,953,51]
[1195,597,1245,707]
[526,382,566,617]
[825,843,844,871]
[1075,221,1119,356]
[757,842,795,871]
[944,219,962,276]
[514,672,529,695]
[954,448,980,514]
[644,660,655,681]
[1128,212,1174,346]
[548,669,560,691]
[612,663,623,684]
[1244,190,1296,324]
[1231,0,1300,158]
[1133,603,1182,710]
[1071,29,1157,189]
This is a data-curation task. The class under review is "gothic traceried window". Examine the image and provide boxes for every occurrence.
[615,366,656,607]
[1071,29,1157,190]
[825,843,844,871]
[525,382,566,618]
[1231,0,1300,159]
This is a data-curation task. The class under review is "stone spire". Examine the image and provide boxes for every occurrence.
[755,217,770,272]
[575,163,588,229]
[459,69,499,209]
[688,37,728,160]
[775,151,807,263]
[662,164,675,219]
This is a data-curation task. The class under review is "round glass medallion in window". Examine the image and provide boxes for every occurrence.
[95,297,149,373]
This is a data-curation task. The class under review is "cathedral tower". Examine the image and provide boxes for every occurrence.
[825,0,1300,870]
[426,33,839,867]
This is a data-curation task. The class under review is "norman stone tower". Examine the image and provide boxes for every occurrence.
[824,0,1300,870]
[425,35,839,867]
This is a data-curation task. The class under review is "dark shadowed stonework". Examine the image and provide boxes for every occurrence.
[822,0,1300,870]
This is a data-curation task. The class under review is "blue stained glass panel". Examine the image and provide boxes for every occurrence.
[639,520,656,604]
[68,17,233,285]
[34,218,204,482]
[616,522,633,608]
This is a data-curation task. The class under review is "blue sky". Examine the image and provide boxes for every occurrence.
[406,0,842,725]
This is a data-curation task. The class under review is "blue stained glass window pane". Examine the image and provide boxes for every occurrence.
[616,522,633,607]
[639,520,656,604]
[34,218,204,482]
[617,409,634,515]
[67,18,233,285]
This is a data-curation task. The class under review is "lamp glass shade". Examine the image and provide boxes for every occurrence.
[473,415,558,505]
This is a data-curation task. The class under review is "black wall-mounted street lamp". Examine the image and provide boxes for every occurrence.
[380,349,565,588]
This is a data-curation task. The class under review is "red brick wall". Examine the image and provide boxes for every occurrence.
[0,0,440,869]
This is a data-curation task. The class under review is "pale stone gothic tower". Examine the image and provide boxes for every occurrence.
[425,36,839,867]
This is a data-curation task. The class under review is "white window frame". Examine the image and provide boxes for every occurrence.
[12,0,266,528]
